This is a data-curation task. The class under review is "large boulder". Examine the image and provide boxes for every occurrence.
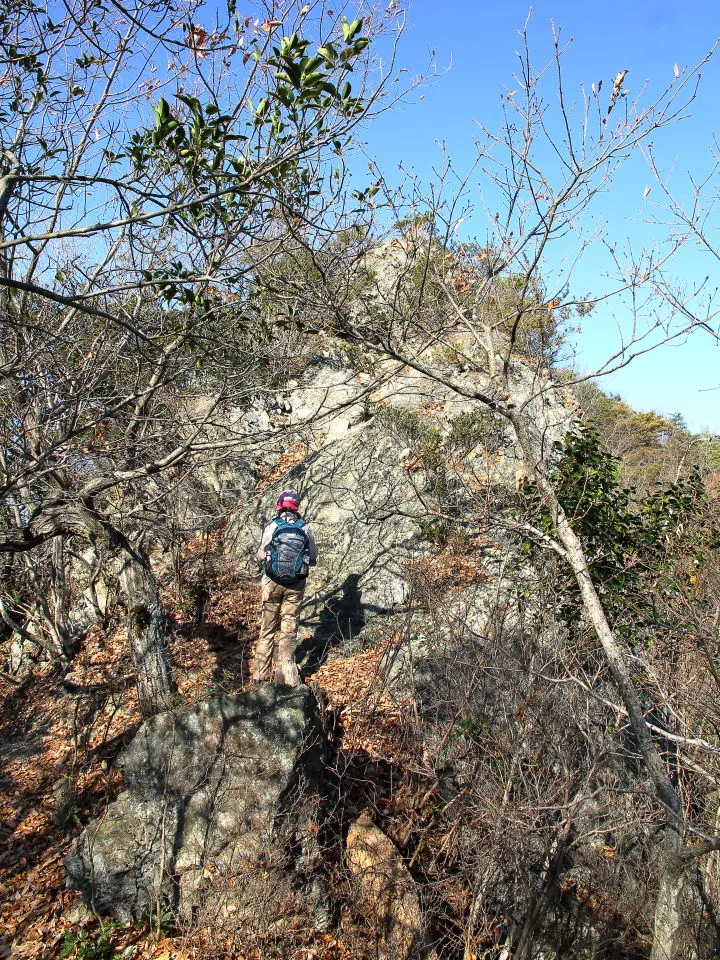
[226,392,434,647]
[225,346,573,624]
[66,685,328,930]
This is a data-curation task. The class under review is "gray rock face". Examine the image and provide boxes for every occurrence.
[6,631,39,678]
[381,547,530,707]
[227,415,432,646]
[225,343,575,658]
[66,685,327,926]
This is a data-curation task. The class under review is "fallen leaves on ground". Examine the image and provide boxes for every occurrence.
[312,633,415,762]
[0,541,264,959]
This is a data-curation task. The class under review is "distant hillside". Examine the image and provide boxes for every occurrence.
[572,378,720,491]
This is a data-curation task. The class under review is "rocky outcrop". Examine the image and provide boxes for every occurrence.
[346,810,423,960]
[66,684,328,929]
[225,343,574,663]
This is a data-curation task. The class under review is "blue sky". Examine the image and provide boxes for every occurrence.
[357,1,720,432]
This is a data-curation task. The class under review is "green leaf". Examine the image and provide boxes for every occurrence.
[282,61,302,87]
[302,71,323,86]
[154,98,170,123]
[177,92,202,118]
[342,16,363,43]
[317,44,337,64]
[302,55,326,75]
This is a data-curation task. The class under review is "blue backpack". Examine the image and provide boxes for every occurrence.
[265,516,309,586]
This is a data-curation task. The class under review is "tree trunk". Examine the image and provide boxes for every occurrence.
[51,535,74,660]
[119,541,176,716]
[651,853,686,960]
[514,819,573,960]
[507,411,689,958]
[354,313,706,957]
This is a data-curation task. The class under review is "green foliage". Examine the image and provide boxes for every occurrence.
[375,404,511,546]
[574,382,674,446]
[446,244,572,365]
[55,799,82,832]
[248,229,372,330]
[392,211,435,236]
[429,338,480,371]
[572,380,720,493]
[249,245,324,327]
[126,22,371,198]
[520,427,717,641]
[417,517,453,543]
[376,405,508,473]
[375,404,433,447]
[452,714,491,741]
[341,342,378,375]
[446,410,507,456]
[374,405,443,468]
[137,904,175,938]
[700,436,720,472]
[59,923,118,960]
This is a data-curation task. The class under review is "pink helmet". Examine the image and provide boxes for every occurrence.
[276,489,300,512]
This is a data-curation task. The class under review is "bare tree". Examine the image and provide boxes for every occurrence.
[0,0,411,712]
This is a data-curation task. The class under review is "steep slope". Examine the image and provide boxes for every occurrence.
[4,323,713,959]
[226,338,574,638]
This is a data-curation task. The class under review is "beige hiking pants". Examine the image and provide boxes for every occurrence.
[253,579,305,685]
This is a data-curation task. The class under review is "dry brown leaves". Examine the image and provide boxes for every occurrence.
[418,401,444,418]
[0,544,264,959]
[406,547,489,598]
[256,444,309,492]
[0,662,124,960]
[558,874,630,930]
[312,632,414,762]
[0,528,412,960]
[185,518,228,556]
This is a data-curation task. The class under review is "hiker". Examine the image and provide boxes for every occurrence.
[253,489,318,686]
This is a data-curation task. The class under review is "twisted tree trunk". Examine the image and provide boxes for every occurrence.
[651,853,686,960]
[119,539,175,717]
[51,535,74,660]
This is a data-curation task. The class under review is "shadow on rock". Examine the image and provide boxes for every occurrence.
[298,573,376,677]
[65,684,330,934]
